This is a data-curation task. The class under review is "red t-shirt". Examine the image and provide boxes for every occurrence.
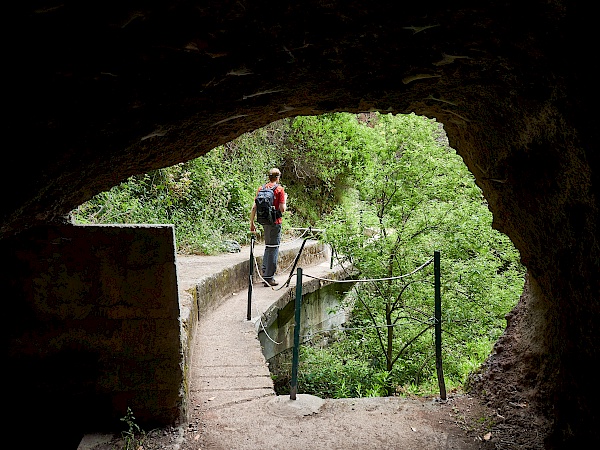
[256,182,285,225]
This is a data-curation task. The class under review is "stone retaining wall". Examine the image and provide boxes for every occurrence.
[1,224,184,435]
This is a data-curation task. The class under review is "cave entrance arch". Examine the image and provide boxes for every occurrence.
[73,112,527,402]
[6,2,599,447]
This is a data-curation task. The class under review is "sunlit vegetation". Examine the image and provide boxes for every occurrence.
[72,112,524,397]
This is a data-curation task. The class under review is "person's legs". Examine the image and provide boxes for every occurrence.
[263,224,281,284]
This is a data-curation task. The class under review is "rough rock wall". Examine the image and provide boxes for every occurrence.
[467,274,556,444]
[457,86,599,448]
[4,1,599,447]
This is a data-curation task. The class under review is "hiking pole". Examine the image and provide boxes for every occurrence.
[247,234,255,321]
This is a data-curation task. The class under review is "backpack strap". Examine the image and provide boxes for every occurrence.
[260,183,278,191]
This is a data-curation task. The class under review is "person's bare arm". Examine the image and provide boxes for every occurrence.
[279,192,287,213]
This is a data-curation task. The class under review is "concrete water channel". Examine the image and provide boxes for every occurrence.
[259,279,357,389]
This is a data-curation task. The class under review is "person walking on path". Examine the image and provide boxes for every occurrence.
[250,168,287,286]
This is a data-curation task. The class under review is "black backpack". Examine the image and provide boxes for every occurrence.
[255,183,279,225]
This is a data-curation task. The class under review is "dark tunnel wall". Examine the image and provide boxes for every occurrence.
[0,224,184,447]
[5,1,599,447]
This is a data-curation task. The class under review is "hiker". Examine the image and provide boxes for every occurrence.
[250,168,287,286]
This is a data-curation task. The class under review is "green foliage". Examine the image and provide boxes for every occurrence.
[280,114,375,222]
[72,122,289,254]
[72,111,524,398]
[119,407,146,450]
[305,112,525,398]
[296,346,390,398]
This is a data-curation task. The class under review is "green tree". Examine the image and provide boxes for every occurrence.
[313,113,524,395]
[281,114,375,222]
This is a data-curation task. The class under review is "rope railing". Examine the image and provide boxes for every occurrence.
[246,231,446,402]
[285,251,445,402]
[254,307,282,346]
[302,256,434,284]
[250,227,325,291]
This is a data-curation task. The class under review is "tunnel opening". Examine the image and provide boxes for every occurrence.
[8,95,592,446]
[8,3,599,447]
[70,112,526,411]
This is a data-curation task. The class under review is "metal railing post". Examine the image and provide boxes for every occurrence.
[330,245,334,269]
[290,267,303,400]
[434,250,447,400]
[247,235,255,321]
